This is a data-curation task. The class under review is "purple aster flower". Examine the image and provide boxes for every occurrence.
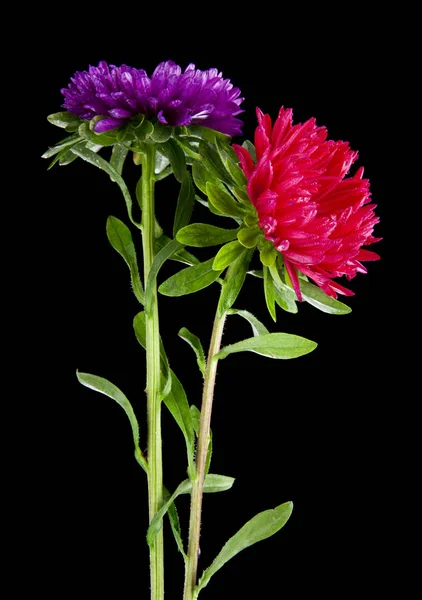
[61,60,244,136]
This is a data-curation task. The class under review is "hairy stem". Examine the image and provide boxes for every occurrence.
[141,145,164,600]
[183,308,227,600]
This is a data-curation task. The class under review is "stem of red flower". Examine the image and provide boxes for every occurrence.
[183,306,227,600]
[141,145,165,600]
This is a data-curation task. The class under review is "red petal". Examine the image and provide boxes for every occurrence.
[232,144,255,179]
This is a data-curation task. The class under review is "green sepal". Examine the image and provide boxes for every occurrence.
[237,226,260,248]
[149,121,172,143]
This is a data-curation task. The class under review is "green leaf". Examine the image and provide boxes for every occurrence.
[159,258,223,297]
[106,216,144,304]
[155,235,199,266]
[237,226,260,248]
[160,138,186,183]
[215,138,247,188]
[300,280,352,314]
[227,309,269,337]
[269,264,298,314]
[71,143,140,228]
[263,265,277,322]
[164,487,187,560]
[173,172,195,237]
[178,124,230,144]
[178,328,206,376]
[79,121,117,147]
[176,224,239,248]
[145,238,183,314]
[147,475,235,547]
[195,501,293,595]
[47,111,81,131]
[242,139,257,163]
[41,134,82,159]
[164,371,195,474]
[206,182,246,218]
[190,405,213,475]
[199,140,233,186]
[212,240,245,271]
[215,333,317,360]
[192,160,225,196]
[76,371,147,472]
[218,248,252,314]
[110,143,129,176]
[260,245,277,266]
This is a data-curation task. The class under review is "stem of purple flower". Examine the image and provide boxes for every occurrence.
[141,145,165,600]
[183,306,227,600]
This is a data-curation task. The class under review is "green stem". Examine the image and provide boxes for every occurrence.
[141,145,164,600]
[183,306,227,600]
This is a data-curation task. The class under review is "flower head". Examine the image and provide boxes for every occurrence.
[61,60,244,136]
[233,108,380,300]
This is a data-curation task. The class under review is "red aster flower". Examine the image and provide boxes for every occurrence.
[233,108,381,301]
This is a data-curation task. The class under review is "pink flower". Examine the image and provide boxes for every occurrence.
[233,107,380,301]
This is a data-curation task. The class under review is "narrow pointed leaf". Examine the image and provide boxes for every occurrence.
[195,501,293,595]
[145,239,183,313]
[110,143,129,176]
[200,140,233,186]
[215,138,247,188]
[206,182,245,218]
[173,172,195,237]
[263,265,277,322]
[192,160,225,196]
[190,406,213,475]
[106,216,144,304]
[155,235,200,266]
[147,475,235,546]
[269,264,297,314]
[159,258,223,297]
[42,134,83,159]
[160,138,186,183]
[76,371,147,472]
[178,328,206,376]
[176,224,239,248]
[47,111,81,130]
[212,240,245,271]
[215,333,317,360]
[165,487,187,560]
[218,248,252,314]
[71,143,140,227]
[300,280,352,314]
[242,139,257,163]
[227,309,269,337]
[164,371,195,471]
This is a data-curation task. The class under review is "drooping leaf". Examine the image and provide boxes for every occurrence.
[110,143,129,176]
[147,475,235,546]
[212,240,245,271]
[300,280,352,314]
[178,328,206,376]
[159,258,223,297]
[206,182,246,218]
[218,248,252,314]
[42,134,83,159]
[195,501,293,595]
[263,265,277,322]
[164,486,187,560]
[173,172,195,237]
[71,143,140,227]
[215,333,317,360]
[106,216,144,304]
[145,238,183,314]
[176,224,239,248]
[76,371,147,472]
[227,309,269,337]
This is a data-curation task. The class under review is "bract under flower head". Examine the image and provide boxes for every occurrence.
[61,60,244,136]
[233,107,380,301]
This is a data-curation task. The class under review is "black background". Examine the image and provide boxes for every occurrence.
[28,8,407,599]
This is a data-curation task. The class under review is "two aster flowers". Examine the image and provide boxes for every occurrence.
[44,59,380,315]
